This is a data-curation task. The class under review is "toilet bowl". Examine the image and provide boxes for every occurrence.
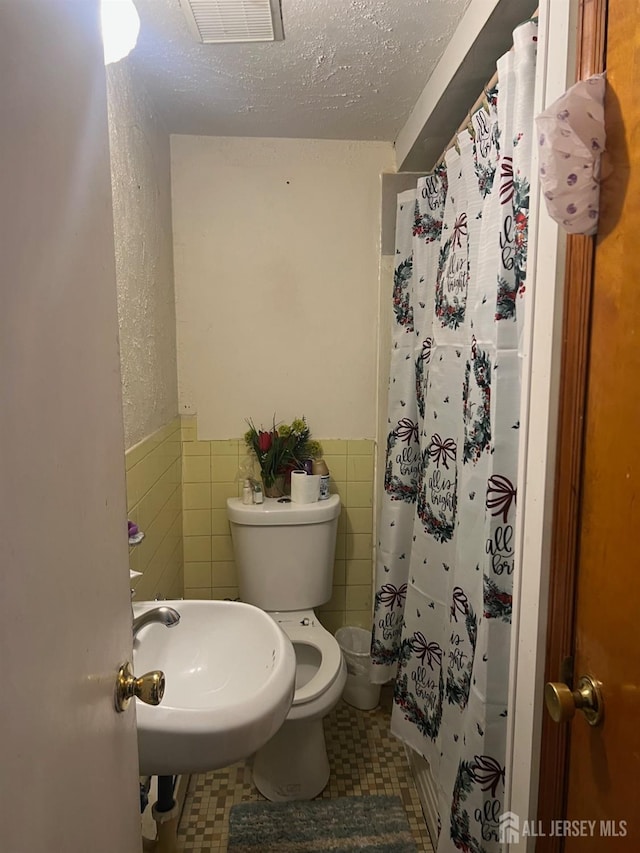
[226,494,346,800]
[252,611,347,801]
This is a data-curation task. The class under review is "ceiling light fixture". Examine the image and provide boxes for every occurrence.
[101,0,141,65]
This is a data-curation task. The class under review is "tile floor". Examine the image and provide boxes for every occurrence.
[176,687,434,852]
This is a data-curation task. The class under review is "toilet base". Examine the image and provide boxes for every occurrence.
[252,717,329,801]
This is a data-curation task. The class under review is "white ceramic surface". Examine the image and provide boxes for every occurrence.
[133,599,296,775]
[227,495,340,612]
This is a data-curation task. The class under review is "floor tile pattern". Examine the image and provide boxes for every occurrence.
[176,688,434,852]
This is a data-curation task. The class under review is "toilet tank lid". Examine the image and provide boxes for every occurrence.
[227,494,340,526]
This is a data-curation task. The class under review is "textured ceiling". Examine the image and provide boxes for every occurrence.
[130,0,472,140]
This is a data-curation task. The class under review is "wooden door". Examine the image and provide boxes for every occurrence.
[564,0,640,843]
[539,0,640,848]
[0,3,142,851]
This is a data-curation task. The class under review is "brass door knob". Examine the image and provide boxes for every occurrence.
[115,661,165,712]
[544,675,604,726]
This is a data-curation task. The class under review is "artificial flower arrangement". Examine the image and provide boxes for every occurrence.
[244,416,323,495]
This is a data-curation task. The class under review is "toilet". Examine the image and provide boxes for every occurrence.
[226,493,347,801]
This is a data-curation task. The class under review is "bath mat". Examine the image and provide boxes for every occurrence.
[227,794,417,852]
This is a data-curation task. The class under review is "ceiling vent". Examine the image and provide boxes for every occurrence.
[179,0,284,44]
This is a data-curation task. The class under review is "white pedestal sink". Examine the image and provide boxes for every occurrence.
[132,600,296,776]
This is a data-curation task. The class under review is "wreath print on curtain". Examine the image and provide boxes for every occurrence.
[418,435,458,543]
[449,754,506,851]
[394,649,445,742]
[372,17,538,853]
[472,83,500,199]
[415,337,432,420]
[414,169,448,245]
[384,416,421,503]
[393,257,415,330]
[495,151,532,323]
[445,586,478,709]
[483,471,517,623]
[435,213,470,331]
[462,337,492,464]
[372,174,448,682]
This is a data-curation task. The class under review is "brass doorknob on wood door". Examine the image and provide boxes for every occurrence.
[115,661,165,712]
[544,675,604,726]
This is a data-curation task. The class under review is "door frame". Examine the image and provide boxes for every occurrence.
[504,0,610,844]
[534,2,607,850]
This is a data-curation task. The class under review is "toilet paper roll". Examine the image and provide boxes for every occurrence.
[291,472,321,504]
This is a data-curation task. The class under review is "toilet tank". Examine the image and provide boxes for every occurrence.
[227,494,341,612]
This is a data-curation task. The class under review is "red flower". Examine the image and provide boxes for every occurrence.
[257,430,272,452]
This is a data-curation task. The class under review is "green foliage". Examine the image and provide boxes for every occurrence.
[244,416,318,488]
[483,576,512,623]
[462,349,492,465]
[449,761,489,853]
[384,432,418,503]
[393,258,415,330]
[393,669,444,741]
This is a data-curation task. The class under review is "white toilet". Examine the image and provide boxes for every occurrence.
[226,493,347,801]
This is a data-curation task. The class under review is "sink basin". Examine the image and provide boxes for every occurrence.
[132,599,296,776]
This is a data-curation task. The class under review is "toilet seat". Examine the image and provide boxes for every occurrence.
[253,617,347,800]
[278,623,343,706]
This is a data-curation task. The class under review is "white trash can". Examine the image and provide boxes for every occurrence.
[335,626,381,710]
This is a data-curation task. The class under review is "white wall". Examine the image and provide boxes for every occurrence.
[171,135,394,439]
[107,62,178,450]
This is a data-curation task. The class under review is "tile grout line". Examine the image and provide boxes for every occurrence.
[175,688,434,852]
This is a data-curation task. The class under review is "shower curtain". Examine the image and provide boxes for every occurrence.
[371,19,537,853]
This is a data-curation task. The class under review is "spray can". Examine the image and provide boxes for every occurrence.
[312,459,330,501]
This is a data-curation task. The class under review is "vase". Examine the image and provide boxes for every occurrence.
[263,475,286,498]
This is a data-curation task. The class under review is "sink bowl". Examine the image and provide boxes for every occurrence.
[132,599,296,776]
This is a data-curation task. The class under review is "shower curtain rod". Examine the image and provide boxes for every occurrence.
[435,68,499,167]
[434,6,538,167]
